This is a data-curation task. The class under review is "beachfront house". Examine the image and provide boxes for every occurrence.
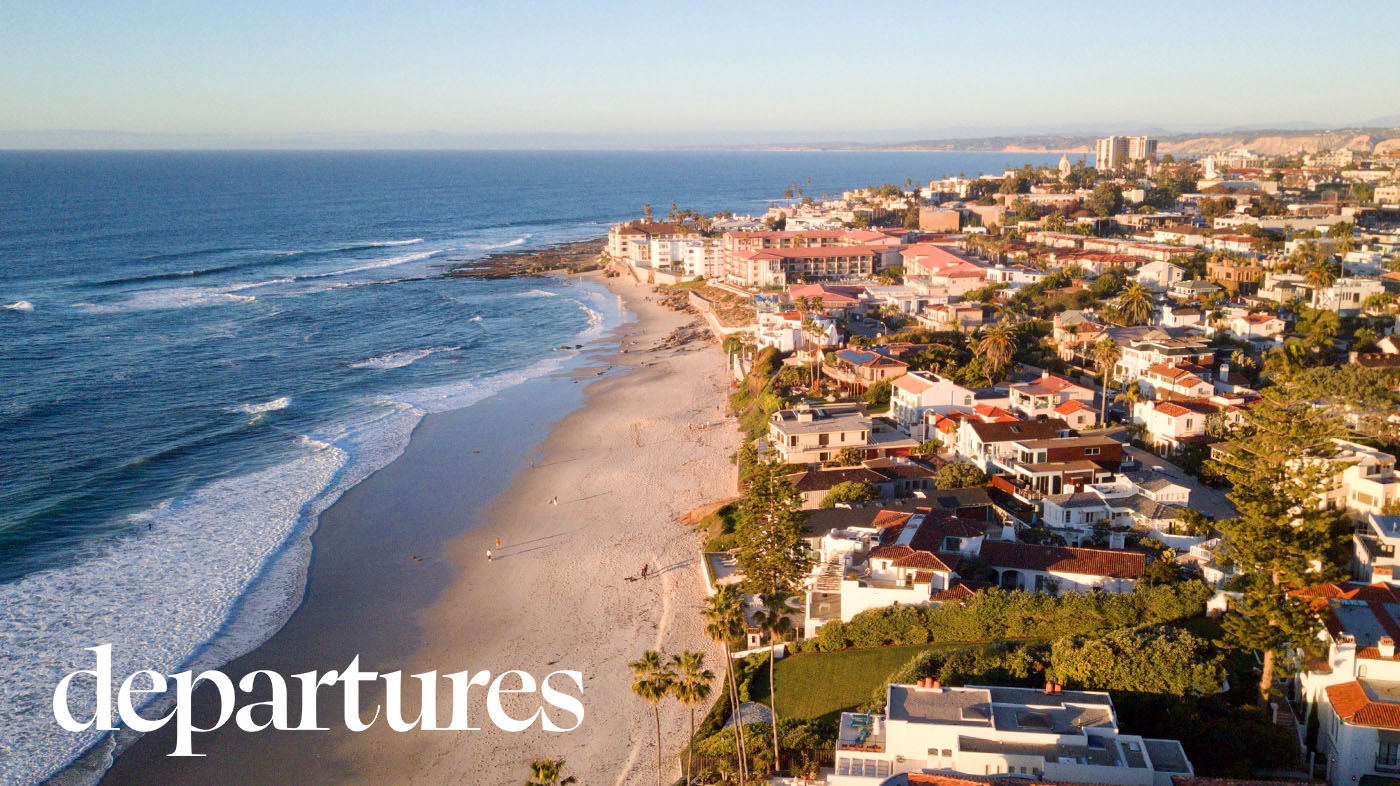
[830,683,1193,786]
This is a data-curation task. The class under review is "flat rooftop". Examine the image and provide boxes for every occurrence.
[885,684,1116,733]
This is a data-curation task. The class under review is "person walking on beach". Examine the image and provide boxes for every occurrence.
[640,563,649,580]
[486,549,492,563]
[494,537,501,548]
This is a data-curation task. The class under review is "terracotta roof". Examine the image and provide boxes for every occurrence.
[1155,399,1220,417]
[1053,399,1095,414]
[1326,680,1400,730]
[891,550,954,571]
[892,373,938,394]
[741,245,884,260]
[979,541,1146,579]
[1010,374,1091,396]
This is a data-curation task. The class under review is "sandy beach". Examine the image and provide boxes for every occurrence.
[98,271,739,786]
[335,272,740,784]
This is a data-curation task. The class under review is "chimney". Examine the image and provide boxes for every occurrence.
[1041,370,1049,379]
[1054,683,1063,693]
[931,680,941,690]
[1381,637,1396,658]
[1045,681,1054,694]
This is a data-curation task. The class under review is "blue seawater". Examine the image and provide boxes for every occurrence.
[0,150,1062,784]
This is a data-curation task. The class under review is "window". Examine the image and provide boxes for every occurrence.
[942,749,953,757]
[1379,741,1400,770]
[819,433,830,447]
[1086,447,1100,456]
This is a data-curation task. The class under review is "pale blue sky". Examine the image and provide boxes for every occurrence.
[2,0,1398,147]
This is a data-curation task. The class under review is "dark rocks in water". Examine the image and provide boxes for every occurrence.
[445,238,606,279]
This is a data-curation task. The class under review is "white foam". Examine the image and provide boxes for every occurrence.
[482,234,529,250]
[0,439,347,786]
[228,396,291,415]
[349,345,460,370]
[517,288,560,298]
[315,250,439,279]
[3,300,34,311]
[468,315,484,323]
[9,278,628,786]
[363,238,423,248]
[73,287,257,314]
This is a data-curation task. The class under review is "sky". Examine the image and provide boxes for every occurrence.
[2,0,1399,148]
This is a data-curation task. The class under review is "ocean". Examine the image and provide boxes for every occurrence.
[0,149,1063,785]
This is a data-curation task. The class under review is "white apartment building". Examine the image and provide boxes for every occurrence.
[1315,277,1386,315]
[1114,334,1215,383]
[1096,136,1157,170]
[831,683,1192,786]
[890,371,979,435]
[1326,440,1400,518]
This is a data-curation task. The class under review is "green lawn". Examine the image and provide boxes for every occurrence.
[754,643,965,722]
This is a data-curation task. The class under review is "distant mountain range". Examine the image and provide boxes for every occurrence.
[698,125,1400,157]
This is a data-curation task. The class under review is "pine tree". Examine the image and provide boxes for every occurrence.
[1207,385,1350,708]
[734,459,809,775]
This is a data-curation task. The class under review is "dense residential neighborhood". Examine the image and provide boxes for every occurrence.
[607,137,1400,786]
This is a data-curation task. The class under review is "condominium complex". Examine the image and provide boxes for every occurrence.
[1095,135,1158,170]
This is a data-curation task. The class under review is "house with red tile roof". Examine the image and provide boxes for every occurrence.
[979,541,1145,594]
[1290,581,1400,785]
[1227,312,1285,341]
[1131,397,1243,455]
[1008,371,1096,420]
[1139,362,1214,400]
[824,349,910,392]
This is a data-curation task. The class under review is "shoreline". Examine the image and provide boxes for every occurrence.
[95,271,740,786]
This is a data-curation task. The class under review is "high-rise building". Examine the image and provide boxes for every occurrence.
[1095,135,1157,170]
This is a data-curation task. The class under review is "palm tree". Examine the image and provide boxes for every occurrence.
[974,322,1017,382]
[1116,283,1155,326]
[1114,384,1145,410]
[526,758,577,786]
[671,652,715,786]
[630,650,677,786]
[1092,338,1120,427]
[754,593,794,774]
[703,586,749,784]
[1305,262,1339,306]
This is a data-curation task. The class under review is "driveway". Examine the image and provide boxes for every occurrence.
[1122,444,1238,520]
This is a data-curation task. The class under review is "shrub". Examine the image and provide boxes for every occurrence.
[820,480,879,508]
[1050,624,1226,695]
[934,462,988,490]
[816,582,1212,651]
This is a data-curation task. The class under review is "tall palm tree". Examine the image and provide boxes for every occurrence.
[526,758,577,786]
[1116,283,1155,326]
[754,593,795,774]
[974,322,1017,382]
[1092,338,1120,428]
[703,586,749,784]
[671,652,715,786]
[630,650,677,786]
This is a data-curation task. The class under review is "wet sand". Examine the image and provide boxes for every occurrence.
[97,273,739,786]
